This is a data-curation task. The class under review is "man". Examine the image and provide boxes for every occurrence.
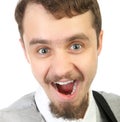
[0,0,120,121]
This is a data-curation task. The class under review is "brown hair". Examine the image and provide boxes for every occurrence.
[15,0,102,41]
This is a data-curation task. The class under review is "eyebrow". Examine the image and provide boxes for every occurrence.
[29,33,89,46]
[29,38,51,45]
[66,33,89,42]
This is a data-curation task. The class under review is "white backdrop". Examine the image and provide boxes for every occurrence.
[0,0,120,109]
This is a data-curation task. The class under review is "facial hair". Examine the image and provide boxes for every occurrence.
[45,69,88,119]
[49,93,89,120]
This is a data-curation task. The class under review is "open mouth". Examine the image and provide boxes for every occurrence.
[52,80,77,95]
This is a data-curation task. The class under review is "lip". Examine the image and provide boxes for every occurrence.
[50,80,80,102]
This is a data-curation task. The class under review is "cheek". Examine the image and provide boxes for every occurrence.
[30,60,49,84]
[84,54,98,82]
[75,51,98,81]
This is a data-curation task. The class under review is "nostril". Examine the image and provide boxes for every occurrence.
[48,56,74,79]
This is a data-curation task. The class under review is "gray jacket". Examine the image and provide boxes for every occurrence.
[0,91,120,122]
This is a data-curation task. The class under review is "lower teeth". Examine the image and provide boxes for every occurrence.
[71,82,77,95]
[53,81,77,95]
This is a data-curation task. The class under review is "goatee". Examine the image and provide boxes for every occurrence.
[49,94,89,120]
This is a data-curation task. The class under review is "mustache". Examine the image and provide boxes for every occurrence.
[45,72,84,84]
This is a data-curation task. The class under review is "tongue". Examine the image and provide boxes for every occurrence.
[57,82,74,95]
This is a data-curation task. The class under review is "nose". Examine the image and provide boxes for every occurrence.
[49,52,74,78]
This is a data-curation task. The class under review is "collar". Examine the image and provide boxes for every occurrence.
[35,86,97,122]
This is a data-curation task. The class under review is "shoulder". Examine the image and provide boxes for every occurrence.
[100,91,120,120]
[100,91,120,107]
[0,92,45,122]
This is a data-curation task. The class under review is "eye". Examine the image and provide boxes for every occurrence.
[38,48,49,55]
[70,44,82,50]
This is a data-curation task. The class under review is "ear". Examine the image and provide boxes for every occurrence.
[97,30,103,56]
[19,39,30,63]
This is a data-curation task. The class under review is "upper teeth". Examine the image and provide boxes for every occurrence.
[54,80,74,85]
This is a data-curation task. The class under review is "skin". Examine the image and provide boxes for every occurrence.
[21,3,103,119]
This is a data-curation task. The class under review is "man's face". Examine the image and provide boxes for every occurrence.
[22,4,102,119]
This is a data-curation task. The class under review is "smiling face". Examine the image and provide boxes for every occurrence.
[22,3,103,119]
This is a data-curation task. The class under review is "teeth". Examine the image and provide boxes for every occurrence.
[71,82,77,95]
[54,80,74,85]
[53,80,77,95]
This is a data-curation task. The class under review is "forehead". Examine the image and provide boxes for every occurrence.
[23,3,94,41]
[23,3,93,26]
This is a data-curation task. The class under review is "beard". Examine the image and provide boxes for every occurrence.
[49,93,89,120]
